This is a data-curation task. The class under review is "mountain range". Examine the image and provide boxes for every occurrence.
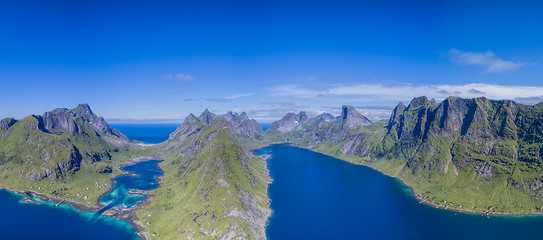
[1,96,543,239]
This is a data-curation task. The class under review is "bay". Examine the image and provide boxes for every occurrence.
[0,124,168,239]
[0,189,138,240]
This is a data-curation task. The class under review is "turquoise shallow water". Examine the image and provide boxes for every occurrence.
[0,189,139,240]
[99,160,163,213]
[256,144,543,240]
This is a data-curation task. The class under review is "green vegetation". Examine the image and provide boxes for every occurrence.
[139,126,270,239]
[3,97,543,239]
[274,97,543,215]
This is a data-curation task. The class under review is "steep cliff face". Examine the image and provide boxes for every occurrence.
[151,110,270,239]
[383,96,542,181]
[0,104,130,181]
[338,105,372,129]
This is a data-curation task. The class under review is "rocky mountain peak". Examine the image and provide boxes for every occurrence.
[407,96,437,109]
[199,109,217,125]
[73,103,94,116]
[388,102,406,127]
[239,112,250,121]
[270,111,310,133]
[338,105,371,129]
[168,113,204,142]
[314,112,335,122]
[0,118,17,130]
[218,111,262,138]
[185,113,201,124]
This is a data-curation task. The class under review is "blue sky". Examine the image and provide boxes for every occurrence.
[1,0,543,122]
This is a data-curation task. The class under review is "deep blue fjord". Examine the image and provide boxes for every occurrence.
[255,144,543,240]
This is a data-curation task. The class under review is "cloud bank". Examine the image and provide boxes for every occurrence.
[449,49,524,73]
[207,93,254,102]
[271,82,543,105]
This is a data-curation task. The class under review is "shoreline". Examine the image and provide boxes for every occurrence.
[2,156,165,240]
[261,142,543,217]
[255,152,274,234]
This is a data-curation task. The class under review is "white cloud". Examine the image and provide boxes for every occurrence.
[271,82,543,105]
[449,49,524,73]
[207,93,254,102]
[162,73,194,81]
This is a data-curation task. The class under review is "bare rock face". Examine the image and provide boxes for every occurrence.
[168,114,204,143]
[38,104,129,144]
[338,105,371,129]
[220,111,263,138]
[270,111,310,133]
[314,113,336,122]
[0,118,17,130]
[198,109,217,125]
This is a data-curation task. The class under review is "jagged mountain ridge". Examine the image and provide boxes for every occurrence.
[167,109,263,143]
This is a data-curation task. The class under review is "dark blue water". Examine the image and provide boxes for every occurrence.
[260,123,272,131]
[99,160,163,213]
[110,123,179,144]
[0,189,138,240]
[256,144,543,240]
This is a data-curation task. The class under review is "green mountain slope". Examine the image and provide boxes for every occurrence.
[141,113,271,239]
[266,97,543,214]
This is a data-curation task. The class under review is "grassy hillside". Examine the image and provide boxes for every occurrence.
[138,118,271,239]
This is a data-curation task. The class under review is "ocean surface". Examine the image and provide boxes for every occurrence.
[255,144,543,240]
[259,123,272,131]
[110,123,179,144]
